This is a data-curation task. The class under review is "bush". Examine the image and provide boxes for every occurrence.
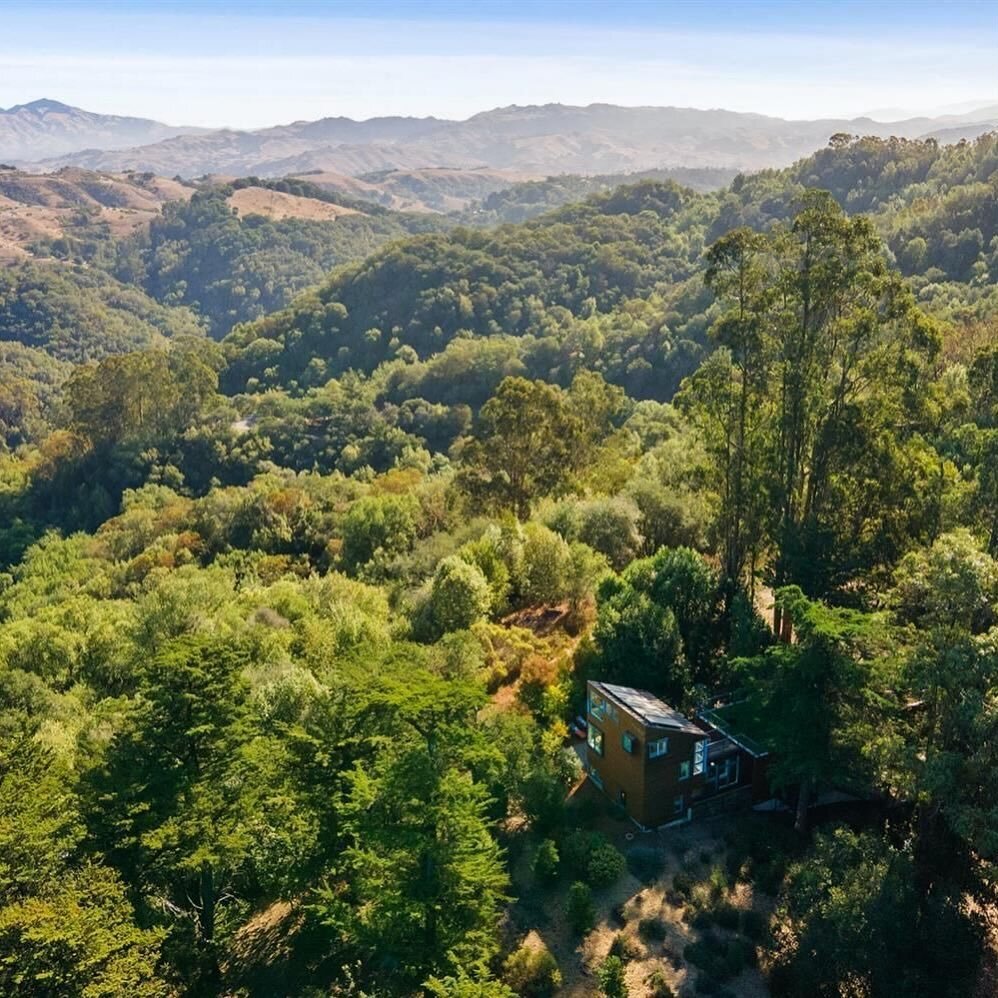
[707,866,728,902]
[560,829,595,875]
[587,840,626,888]
[608,933,642,962]
[644,970,676,998]
[521,771,566,834]
[532,839,560,885]
[684,936,755,982]
[712,902,740,931]
[597,955,628,998]
[638,916,667,941]
[567,881,595,935]
[672,872,694,898]
[502,941,562,997]
[626,845,665,883]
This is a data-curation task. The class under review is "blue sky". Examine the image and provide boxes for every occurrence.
[2,1,995,127]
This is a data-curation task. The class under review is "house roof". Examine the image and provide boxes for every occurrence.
[590,681,704,736]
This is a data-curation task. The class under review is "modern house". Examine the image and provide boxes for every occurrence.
[585,680,770,828]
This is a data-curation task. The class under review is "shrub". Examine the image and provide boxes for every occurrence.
[712,902,740,931]
[638,916,667,941]
[684,936,755,982]
[521,771,566,834]
[597,955,628,998]
[626,845,665,883]
[608,933,642,962]
[560,829,595,875]
[532,839,560,885]
[707,866,728,903]
[566,881,595,935]
[672,872,694,898]
[644,970,677,998]
[502,941,562,998]
[587,840,626,889]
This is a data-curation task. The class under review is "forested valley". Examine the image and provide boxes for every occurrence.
[0,133,996,997]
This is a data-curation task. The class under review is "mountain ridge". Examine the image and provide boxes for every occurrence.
[11,100,997,179]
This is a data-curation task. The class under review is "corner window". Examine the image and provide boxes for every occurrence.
[648,737,669,759]
[588,725,604,757]
[679,760,691,781]
[589,691,607,721]
[693,738,709,775]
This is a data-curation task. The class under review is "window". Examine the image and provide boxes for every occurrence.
[590,767,604,789]
[648,737,669,759]
[589,690,607,721]
[709,756,739,788]
[693,738,709,775]
[588,725,604,756]
[679,760,691,781]
[673,795,685,816]
[621,731,637,754]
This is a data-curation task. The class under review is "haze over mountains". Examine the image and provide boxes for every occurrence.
[4,99,996,179]
[0,99,204,161]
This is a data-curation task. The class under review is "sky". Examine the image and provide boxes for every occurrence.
[1,0,996,128]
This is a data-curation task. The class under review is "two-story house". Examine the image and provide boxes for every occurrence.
[585,680,769,828]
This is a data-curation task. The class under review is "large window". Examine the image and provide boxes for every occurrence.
[648,737,669,759]
[708,756,739,789]
[693,738,709,775]
[588,725,604,756]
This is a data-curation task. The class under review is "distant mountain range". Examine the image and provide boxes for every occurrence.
[0,99,205,161]
[3,99,997,178]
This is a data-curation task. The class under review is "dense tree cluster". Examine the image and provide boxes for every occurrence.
[0,135,995,995]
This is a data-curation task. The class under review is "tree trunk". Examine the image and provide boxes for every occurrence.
[794,779,811,834]
[199,860,215,944]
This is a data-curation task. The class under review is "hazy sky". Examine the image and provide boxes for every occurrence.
[2,0,996,127]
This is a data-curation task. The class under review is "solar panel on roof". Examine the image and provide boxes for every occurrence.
[594,682,702,734]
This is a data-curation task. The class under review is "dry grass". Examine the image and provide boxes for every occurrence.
[508,809,773,997]
[227,186,361,221]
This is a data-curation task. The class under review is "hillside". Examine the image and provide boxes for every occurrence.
[0,98,203,161]
[221,134,998,399]
[28,101,998,178]
[226,185,361,221]
[0,166,194,262]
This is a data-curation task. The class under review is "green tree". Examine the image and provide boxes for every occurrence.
[429,556,492,634]
[598,955,628,998]
[458,378,577,519]
[566,881,595,935]
[326,671,508,987]
[0,864,169,998]
[86,635,254,986]
[738,587,884,832]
